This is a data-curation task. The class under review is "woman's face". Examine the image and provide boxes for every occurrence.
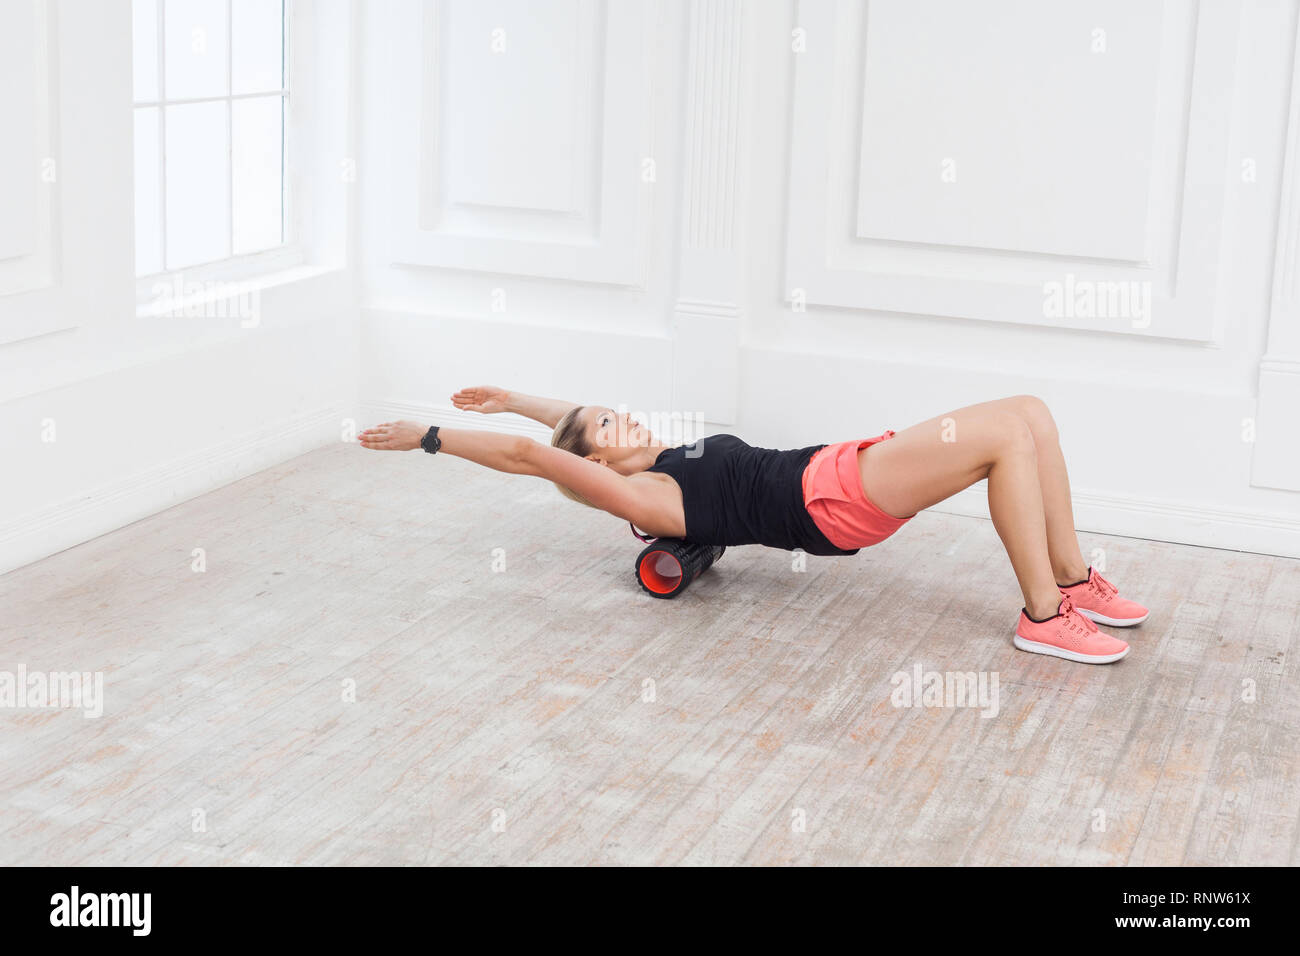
[586,405,654,465]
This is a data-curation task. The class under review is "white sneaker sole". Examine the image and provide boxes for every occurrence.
[1077,607,1149,627]
[1013,634,1130,664]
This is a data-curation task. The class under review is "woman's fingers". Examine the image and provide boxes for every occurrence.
[358,423,394,449]
[360,421,426,451]
[452,387,498,411]
[451,390,485,412]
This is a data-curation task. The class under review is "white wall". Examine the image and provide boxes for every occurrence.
[359,0,1300,559]
[5,0,1298,577]
[0,0,360,575]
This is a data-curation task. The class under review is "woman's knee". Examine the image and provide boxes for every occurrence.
[1005,394,1058,445]
[989,409,1037,462]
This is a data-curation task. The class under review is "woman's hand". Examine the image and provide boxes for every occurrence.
[450,385,510,414]
[358,420,427,451]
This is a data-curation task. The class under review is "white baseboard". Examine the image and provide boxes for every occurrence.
[364,397,1300,559]
[0,403,348,576]
[910,484,1300,559]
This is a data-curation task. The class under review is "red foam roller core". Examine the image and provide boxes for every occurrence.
[640,550,683,594]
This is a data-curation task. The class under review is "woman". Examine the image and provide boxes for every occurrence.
[359,387,1148,664]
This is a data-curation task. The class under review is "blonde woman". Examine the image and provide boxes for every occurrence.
[360,386,1148,664]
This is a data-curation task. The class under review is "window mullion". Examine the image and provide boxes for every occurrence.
[136,0,293,280]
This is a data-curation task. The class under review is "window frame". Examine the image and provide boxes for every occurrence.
[133,0,302,305]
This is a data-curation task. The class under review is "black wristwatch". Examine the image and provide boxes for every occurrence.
[420,425,442,454]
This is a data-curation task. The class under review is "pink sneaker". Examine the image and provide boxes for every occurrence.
[1058,567,1149,627]
[1013,595,1130,664]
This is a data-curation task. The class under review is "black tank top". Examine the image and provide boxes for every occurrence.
[645,434,859,556]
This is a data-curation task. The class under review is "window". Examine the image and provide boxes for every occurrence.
[133,0,289,278]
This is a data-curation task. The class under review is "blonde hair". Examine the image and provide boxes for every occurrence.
[550,405,598,509]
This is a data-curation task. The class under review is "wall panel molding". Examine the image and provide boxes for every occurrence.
[1251,9,1300,492]
[0,0,59,330]
[682,0,743,253]
[385,0,655,286]
[673,0,748,426]
[783,0,1241,342]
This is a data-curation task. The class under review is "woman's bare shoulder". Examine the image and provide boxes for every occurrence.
[626,470,686,537]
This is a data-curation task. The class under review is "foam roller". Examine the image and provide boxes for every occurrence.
[635,538,726,598]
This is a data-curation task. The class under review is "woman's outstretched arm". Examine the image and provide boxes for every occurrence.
[360,420,531,472]
[357,420,653,524]
[450,385,578,429]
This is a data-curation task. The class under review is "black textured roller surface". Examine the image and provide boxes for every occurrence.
[635,539,726,598]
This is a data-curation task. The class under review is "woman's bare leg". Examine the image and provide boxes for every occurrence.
[993,396,1090,586]
[858,399,1070,620]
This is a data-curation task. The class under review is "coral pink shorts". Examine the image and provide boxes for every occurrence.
[802,431,914,550]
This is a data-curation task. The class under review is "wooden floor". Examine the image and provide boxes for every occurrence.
[2,441,1297,865]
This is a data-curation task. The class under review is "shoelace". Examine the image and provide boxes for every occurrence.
[1088,570,1119,603]
[1058,595,1099,633]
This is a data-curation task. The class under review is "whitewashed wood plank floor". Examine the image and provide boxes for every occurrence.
[1,441,1296,865]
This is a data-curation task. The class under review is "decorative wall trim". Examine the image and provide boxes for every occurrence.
[385,0,655,286]
[783,0,1241,342]
[1251,9,1300,492]
[682,0,744,251]
[1273,15,1300,314]
[0,0,61,337]
[674,298,740,319]
[1259,356,1300,375]
[672,0,749,425]
[942,483,1300,561]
